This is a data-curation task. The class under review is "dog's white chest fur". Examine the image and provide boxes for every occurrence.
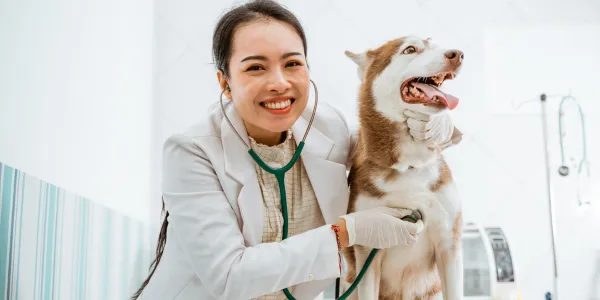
[352,140,458,298]
[356,137,442,213]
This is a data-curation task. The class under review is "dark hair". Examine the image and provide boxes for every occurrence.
[131,1,307,298]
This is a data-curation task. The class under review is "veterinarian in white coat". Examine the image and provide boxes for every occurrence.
[132,1,460,299]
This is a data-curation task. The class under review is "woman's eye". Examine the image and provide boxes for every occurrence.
[246,65,264,71]
[402,46,417,54]
[286,61,302,67]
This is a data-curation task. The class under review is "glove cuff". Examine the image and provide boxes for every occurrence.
[340,215,356,247]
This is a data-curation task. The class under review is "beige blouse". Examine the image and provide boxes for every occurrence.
[249,129,326,300]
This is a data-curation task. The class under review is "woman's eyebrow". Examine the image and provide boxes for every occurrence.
[240,52,303,62]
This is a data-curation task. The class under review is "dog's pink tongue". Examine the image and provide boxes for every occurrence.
[410,82,459,110]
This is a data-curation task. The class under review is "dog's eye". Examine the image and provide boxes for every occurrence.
[402,46,417,54]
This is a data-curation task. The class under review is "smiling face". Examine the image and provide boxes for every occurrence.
[217,18,310,145]
[346,36,464,121]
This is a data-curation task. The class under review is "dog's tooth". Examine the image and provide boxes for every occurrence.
[408,86,416,96]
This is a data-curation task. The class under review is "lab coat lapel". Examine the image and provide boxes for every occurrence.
[221,103,264,246]
[292,115,349,225]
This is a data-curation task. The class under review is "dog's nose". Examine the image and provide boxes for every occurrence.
[444,50,464,64]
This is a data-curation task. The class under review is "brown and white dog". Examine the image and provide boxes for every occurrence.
[342,36,464,300]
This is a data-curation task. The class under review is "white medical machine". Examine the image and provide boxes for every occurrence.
[462,222,521,300]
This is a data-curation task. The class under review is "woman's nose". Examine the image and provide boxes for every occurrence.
[267,69,292,93]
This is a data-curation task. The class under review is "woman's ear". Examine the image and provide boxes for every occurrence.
[216,70,232,99]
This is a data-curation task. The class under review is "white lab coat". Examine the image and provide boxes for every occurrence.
[139,100,357,300]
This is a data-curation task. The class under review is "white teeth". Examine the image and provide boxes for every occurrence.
[409,86,417,94]
[264,99,291,110]
[408,86,423,98]
[432,74,445,85]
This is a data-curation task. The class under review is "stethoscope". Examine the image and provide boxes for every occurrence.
[557,94,590,206]
[219,79,379,299]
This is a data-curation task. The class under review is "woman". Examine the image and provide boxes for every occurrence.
[133,1,460,299]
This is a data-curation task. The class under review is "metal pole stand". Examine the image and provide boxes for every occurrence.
[540,93,559,300]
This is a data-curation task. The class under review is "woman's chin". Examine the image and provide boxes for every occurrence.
[263,121,295,134]
[258,110,302,130]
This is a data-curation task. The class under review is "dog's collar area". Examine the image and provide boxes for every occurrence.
[391,163,418,173]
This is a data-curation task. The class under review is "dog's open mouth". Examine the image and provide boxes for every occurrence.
[401,72,459,110]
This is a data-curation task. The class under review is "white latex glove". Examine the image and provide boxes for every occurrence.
[340,207,424,249]
[404,109,454,148]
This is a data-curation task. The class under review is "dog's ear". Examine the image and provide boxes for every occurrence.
[345,50,369,81]
[344,50,366,66]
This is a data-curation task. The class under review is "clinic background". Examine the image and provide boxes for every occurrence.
[1,0,599,299]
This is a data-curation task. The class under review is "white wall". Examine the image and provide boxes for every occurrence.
[0,0,154,223]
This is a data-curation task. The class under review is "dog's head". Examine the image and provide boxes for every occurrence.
[346,36,463,121]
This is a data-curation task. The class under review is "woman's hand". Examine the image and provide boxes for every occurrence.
[404,109,456,148]
[338,207,424,249]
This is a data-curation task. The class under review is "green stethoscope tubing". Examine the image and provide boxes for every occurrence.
[220,79,379,299]
[557,94,589,205]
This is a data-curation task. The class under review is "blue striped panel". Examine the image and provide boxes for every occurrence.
[0,162,150,300]
[100,209,112,300]
[121,218,130,298]
[14,168,26,300]
[32,181,43,300]
[6,167,18,300]
[1,165,15,300]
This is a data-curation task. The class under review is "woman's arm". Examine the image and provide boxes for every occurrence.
[162,134,341,299]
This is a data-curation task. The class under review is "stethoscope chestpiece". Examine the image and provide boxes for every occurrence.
[558,165,569,176]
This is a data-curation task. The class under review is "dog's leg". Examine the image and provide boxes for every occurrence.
[371,250,382,299]
[354,246,383,300]
[435,243,463,300]
[344,282,359,300]
[433,183,464,300]
[342,246,358,299]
